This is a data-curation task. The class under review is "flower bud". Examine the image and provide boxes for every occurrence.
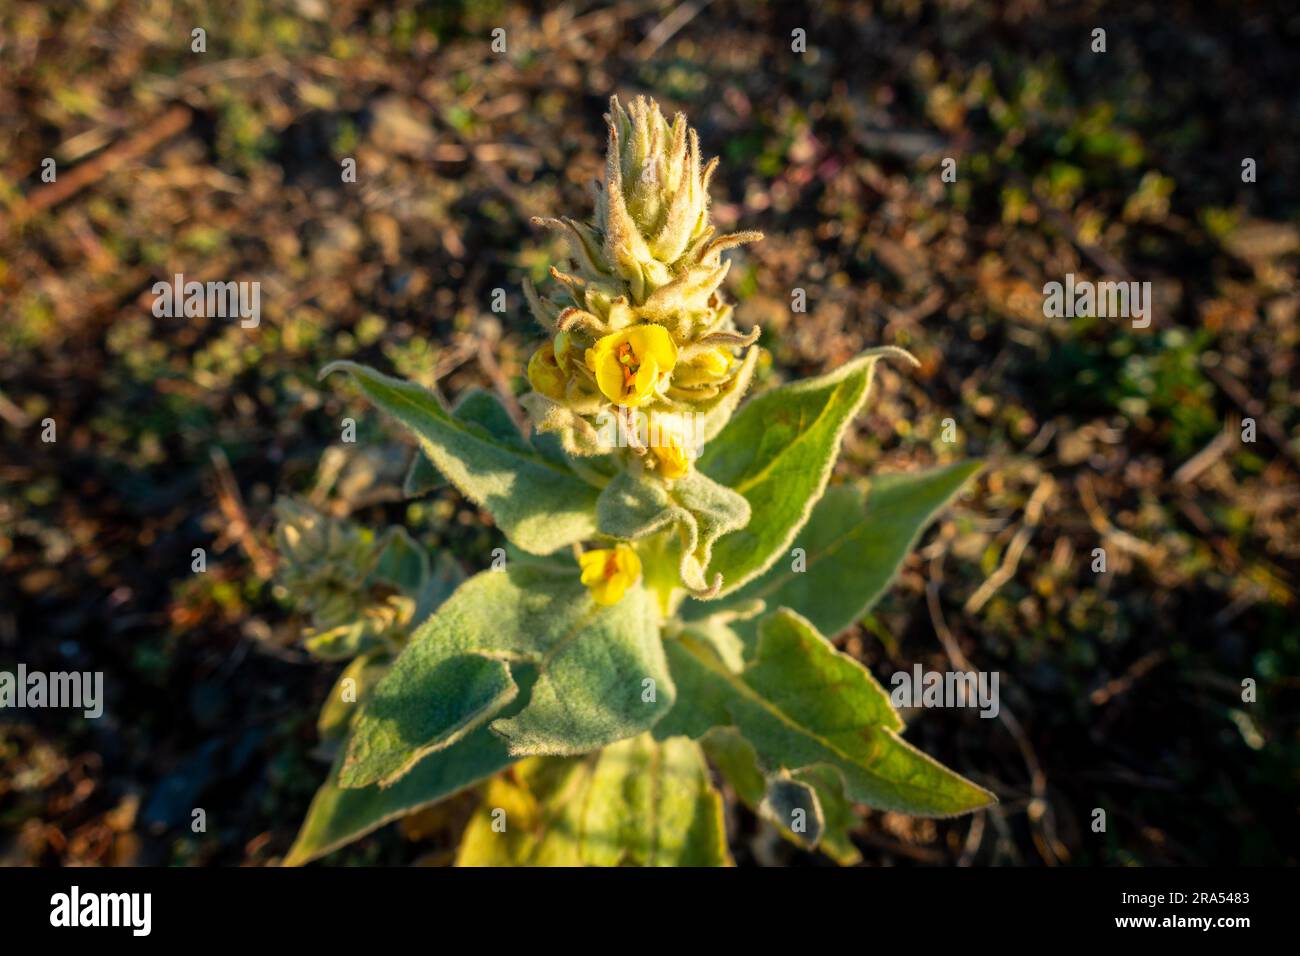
[579,544,642,606]
[527,342,569,401]
[649,429,691,480]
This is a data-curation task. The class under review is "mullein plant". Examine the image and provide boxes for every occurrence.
[283,96,993,867]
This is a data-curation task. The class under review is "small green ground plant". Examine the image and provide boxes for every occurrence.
[280,97,993,866]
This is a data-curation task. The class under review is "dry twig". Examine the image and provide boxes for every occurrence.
[964,475,1055,614]
[209,447,275,580]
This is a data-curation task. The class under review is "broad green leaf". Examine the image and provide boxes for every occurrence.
[698,348,913,597]
[597,469,750,594]
[455,734,730,866]
[686,461,982,639]
[402,389,525,497]
[285,703,523,866]
[340,564,673,788]
[657,608,995,817]
[322,362,598,555]
[289,557,496,865]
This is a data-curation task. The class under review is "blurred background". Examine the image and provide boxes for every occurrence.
[1,0,1297,866]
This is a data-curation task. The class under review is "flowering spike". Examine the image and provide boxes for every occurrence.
[524,95,762,467]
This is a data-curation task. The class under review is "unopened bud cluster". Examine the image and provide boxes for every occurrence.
[273,500,412,658]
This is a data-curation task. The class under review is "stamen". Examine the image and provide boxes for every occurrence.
[617,342,639,391]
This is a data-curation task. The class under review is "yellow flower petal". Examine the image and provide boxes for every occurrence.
[586,325,678,407]
[592,353,627,405]
[632,355,660,404]
[627,324,678,373]
[578,545,641,606]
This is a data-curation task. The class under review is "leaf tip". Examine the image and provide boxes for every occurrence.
[318,359,359,383]
[870,345,921,369]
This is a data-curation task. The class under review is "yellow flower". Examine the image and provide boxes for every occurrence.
[585,324,677,407]
[650,426,691,479]
[527,342,567,401]
[579,544,642,606]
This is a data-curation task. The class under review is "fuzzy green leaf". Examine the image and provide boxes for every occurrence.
[698,348,912,597]
[687,461,982,638]
[322,362,598,555]
[340,565,673,788]
[597,469,750,594]
[288,554,499,865]
[402,389,527,498]
[285,707,522,866]
[657,608,995,816]
[455,734,730,866]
